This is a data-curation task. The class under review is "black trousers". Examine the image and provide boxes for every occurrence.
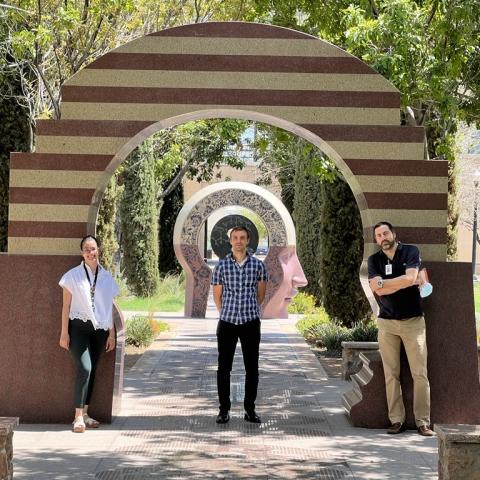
[216,318,261,414]
[68,318,108,408]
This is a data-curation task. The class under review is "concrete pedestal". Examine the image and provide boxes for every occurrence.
[436,424,480,480]
[0,254,125,423]
[0,418,18,480]
[343,262,480,428]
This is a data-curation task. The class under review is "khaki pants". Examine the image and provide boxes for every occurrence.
[377,316,430,427]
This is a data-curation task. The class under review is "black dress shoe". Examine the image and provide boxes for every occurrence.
[244,411,261,423]
[216,412,230,424]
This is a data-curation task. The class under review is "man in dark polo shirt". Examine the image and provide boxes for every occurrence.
[211,226,268,425]
[368,221,434,436]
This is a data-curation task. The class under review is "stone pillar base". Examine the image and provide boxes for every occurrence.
[0,418,18,480]
[436,424,480,480]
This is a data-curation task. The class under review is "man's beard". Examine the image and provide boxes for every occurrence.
[381,240,395,250]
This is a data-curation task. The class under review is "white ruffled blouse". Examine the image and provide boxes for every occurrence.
[59,262,119,330]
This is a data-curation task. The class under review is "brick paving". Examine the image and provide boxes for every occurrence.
[12,310,438,479]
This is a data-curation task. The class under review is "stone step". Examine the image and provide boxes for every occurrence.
[342,387,362,413]
[351,364,373,389]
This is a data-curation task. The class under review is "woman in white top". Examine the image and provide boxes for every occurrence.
[59,235,119,433]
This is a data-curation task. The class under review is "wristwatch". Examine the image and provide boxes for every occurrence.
[376,278,384,289]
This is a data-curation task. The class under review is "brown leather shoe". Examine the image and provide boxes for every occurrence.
[387,422,406,434]
[417,425,435,436]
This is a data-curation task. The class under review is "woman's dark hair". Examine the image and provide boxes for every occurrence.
[80,235,100,250]
[373,221,395,235]
[229,225,250,240]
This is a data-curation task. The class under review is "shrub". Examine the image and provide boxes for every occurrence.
[288,292,318,314]
[320,323,352,352]
[296,308,331,341]
[125,315,155,347]
[350,321,378,342]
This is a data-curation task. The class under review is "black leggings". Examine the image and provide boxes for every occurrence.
[68,319,108,408]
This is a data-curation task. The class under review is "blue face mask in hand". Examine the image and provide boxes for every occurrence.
[420,282,433,298]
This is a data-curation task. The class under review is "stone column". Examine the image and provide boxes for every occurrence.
[0,418,18,480]
[436,424,480,479]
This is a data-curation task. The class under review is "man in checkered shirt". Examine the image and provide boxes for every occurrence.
[211,226,268,424]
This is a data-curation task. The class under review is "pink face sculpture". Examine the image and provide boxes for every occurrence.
[262,245,308,319]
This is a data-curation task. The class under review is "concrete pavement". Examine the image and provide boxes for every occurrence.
[12,310,438,479]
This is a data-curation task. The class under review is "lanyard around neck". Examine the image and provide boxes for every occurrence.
[83,262,99,311]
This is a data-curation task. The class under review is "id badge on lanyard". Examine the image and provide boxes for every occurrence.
[385,263,392,275]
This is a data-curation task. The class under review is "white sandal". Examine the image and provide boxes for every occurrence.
[83,413,100,428]
[72,415,85,433]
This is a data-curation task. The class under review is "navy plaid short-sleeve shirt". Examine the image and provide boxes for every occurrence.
[211,253,268,324]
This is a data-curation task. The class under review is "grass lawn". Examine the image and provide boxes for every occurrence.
[117,274,184,312]
[117,293,183,312]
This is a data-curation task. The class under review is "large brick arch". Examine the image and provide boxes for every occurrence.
[5,22,477,428]
[9,21,447,261]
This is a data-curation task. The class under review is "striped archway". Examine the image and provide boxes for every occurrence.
[5,22,480,430]
[8,21,447,262]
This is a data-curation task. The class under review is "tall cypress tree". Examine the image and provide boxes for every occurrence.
[319,173,371,327]
[158,175,183,275]
[293,152,323,304]
[120,141,160,297]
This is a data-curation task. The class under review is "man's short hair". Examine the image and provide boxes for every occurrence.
[229,225,250,240]
[373,221,395,235]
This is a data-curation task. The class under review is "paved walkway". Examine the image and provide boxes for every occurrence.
[13,311,438,479]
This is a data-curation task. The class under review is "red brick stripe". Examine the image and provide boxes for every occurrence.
[151,22,317,39]
[87,53,375,74]
[345,159,448,177]
[302,124,423,143]
[9,221,87,238]
[62,86,399,108]
[361,193,447,210]
[10,152,112,171]
[364,227,447,244]
[36,120,153,139]
[9,188,95,205]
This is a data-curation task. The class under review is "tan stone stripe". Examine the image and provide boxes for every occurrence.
[60,103,400,125]
[357,175,447,194]
[330,141,424,160]
[8,237,80,255]
[363,243,446,262]
[9,204,90,222]
[67,70,398,92]
[35,134,422,160]
[360,209,447,228]
[116,36,351,58]
[9,170,102,189]
[35,136,126,155]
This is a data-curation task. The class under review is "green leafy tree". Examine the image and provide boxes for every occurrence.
[319,173,372,327]
[254,125,297,214]
[0,1,136,147]
[152,119,249,198]
[249,0,480,259]
[120,141,160,297]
